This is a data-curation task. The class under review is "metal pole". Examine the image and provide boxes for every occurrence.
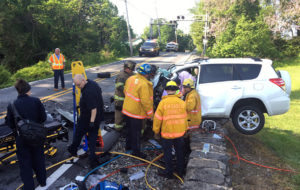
[155,0,161,43]
[150,19,153,40]
[203,11,208,56]
[124,0,133,56]
[175,26,177,43]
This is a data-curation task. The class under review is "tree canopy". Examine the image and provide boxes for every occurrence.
[190,0,300,58]
[0,0,132,71]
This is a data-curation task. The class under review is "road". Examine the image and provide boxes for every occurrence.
[0,52,195,190]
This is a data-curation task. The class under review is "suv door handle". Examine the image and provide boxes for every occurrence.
[231,86,241,90]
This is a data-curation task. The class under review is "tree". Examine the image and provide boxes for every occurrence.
[210,16,279,58]
[0,0,133,71]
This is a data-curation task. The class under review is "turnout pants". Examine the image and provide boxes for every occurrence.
[161,137,185,175]
[125,116,142,153]
[114,109,125,130]
[16,137,46,190]
[69,120,100,161]
[53,69,65,89]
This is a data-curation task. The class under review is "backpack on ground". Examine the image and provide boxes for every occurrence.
[10,101,46,146]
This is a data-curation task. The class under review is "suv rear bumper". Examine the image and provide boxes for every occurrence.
[267,96,290,115]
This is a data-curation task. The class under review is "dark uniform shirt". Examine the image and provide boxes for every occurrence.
[6,94,47,131]
[80,79,104,123]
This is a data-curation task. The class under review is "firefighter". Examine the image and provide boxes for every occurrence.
[182,78,202,130]
[48,48,66,91]
[153,81,188,179]
[122,64,153,159]
[114,61,136,132]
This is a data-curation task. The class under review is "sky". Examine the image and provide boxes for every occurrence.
[111,0,200,36]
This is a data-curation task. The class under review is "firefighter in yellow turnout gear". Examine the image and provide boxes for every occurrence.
[182,78,202,130]
[114,61,136,131]
[153,81,188,179]
[122,64,153,159]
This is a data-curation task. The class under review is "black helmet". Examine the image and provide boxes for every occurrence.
[124,60,136,71]
[150,65,158,76]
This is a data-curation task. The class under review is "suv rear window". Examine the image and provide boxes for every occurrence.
[199,64,234,84]
[235,64,261,80]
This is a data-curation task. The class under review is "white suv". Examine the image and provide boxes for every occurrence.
[166,42,179,52]
[155,58,291,135]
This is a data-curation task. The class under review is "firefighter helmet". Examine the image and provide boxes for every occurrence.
[137,64,151,75]
[183,78,195,88]
[124,60,136,71]
[165,81,179,91]
[150,65,158,76]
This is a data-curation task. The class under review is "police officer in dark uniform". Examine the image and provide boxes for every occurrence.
[68,74,104,168]
[6,79,47,190]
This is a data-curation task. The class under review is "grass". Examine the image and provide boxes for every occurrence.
[256,55,300,188]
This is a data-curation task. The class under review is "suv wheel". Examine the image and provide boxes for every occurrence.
[232,105,265,135]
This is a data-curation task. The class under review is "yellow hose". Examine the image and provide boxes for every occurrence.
[107,151,184,184]
[145,153,164,190]
[16,150,184,190]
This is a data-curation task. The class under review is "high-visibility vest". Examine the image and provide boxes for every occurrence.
[153,94,188,139]
[49,53,65,70]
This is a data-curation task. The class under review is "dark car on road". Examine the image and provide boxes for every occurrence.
[139,41,160,57]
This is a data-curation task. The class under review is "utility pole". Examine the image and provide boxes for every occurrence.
[203,11,209,56]
[150,18,153,40]
[155,1,161,43]
[124,0,133,56]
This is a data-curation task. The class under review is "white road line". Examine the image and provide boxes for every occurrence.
[35,149,85,190]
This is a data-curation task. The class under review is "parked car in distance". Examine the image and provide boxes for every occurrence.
[139,40,160,56]
[166,42,179,52]
[154,58,291,135]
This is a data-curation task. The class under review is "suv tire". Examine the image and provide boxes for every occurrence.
[232,105,265,135]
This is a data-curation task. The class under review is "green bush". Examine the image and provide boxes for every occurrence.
[283,37,300,57]
[0,65,12,87]
[12,61,52,82]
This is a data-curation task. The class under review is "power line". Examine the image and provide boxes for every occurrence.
[126,0,153,18]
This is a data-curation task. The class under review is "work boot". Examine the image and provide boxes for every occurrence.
[131,151,147,159]
[62,87,67,90]
[53,88,59,91]
[67,146,77,157]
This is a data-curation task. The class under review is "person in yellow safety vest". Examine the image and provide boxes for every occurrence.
[122,63,153,159]
[48,48,66,91]
[182,78,202,130]
[153,81,188,179]
[114,61,136,131]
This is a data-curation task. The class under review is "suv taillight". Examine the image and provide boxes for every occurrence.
[269,78,286,91]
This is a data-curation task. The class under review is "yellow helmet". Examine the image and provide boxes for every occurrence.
[165,81,179,91]
[183,78,195,88]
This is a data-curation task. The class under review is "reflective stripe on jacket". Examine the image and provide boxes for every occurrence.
[114,71,132,107]
[48,54,65,70]
[185,89,202,130]
[153,94,187,139]
[122,73,153,119]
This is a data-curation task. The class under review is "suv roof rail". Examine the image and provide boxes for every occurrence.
[245,57,262,62]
